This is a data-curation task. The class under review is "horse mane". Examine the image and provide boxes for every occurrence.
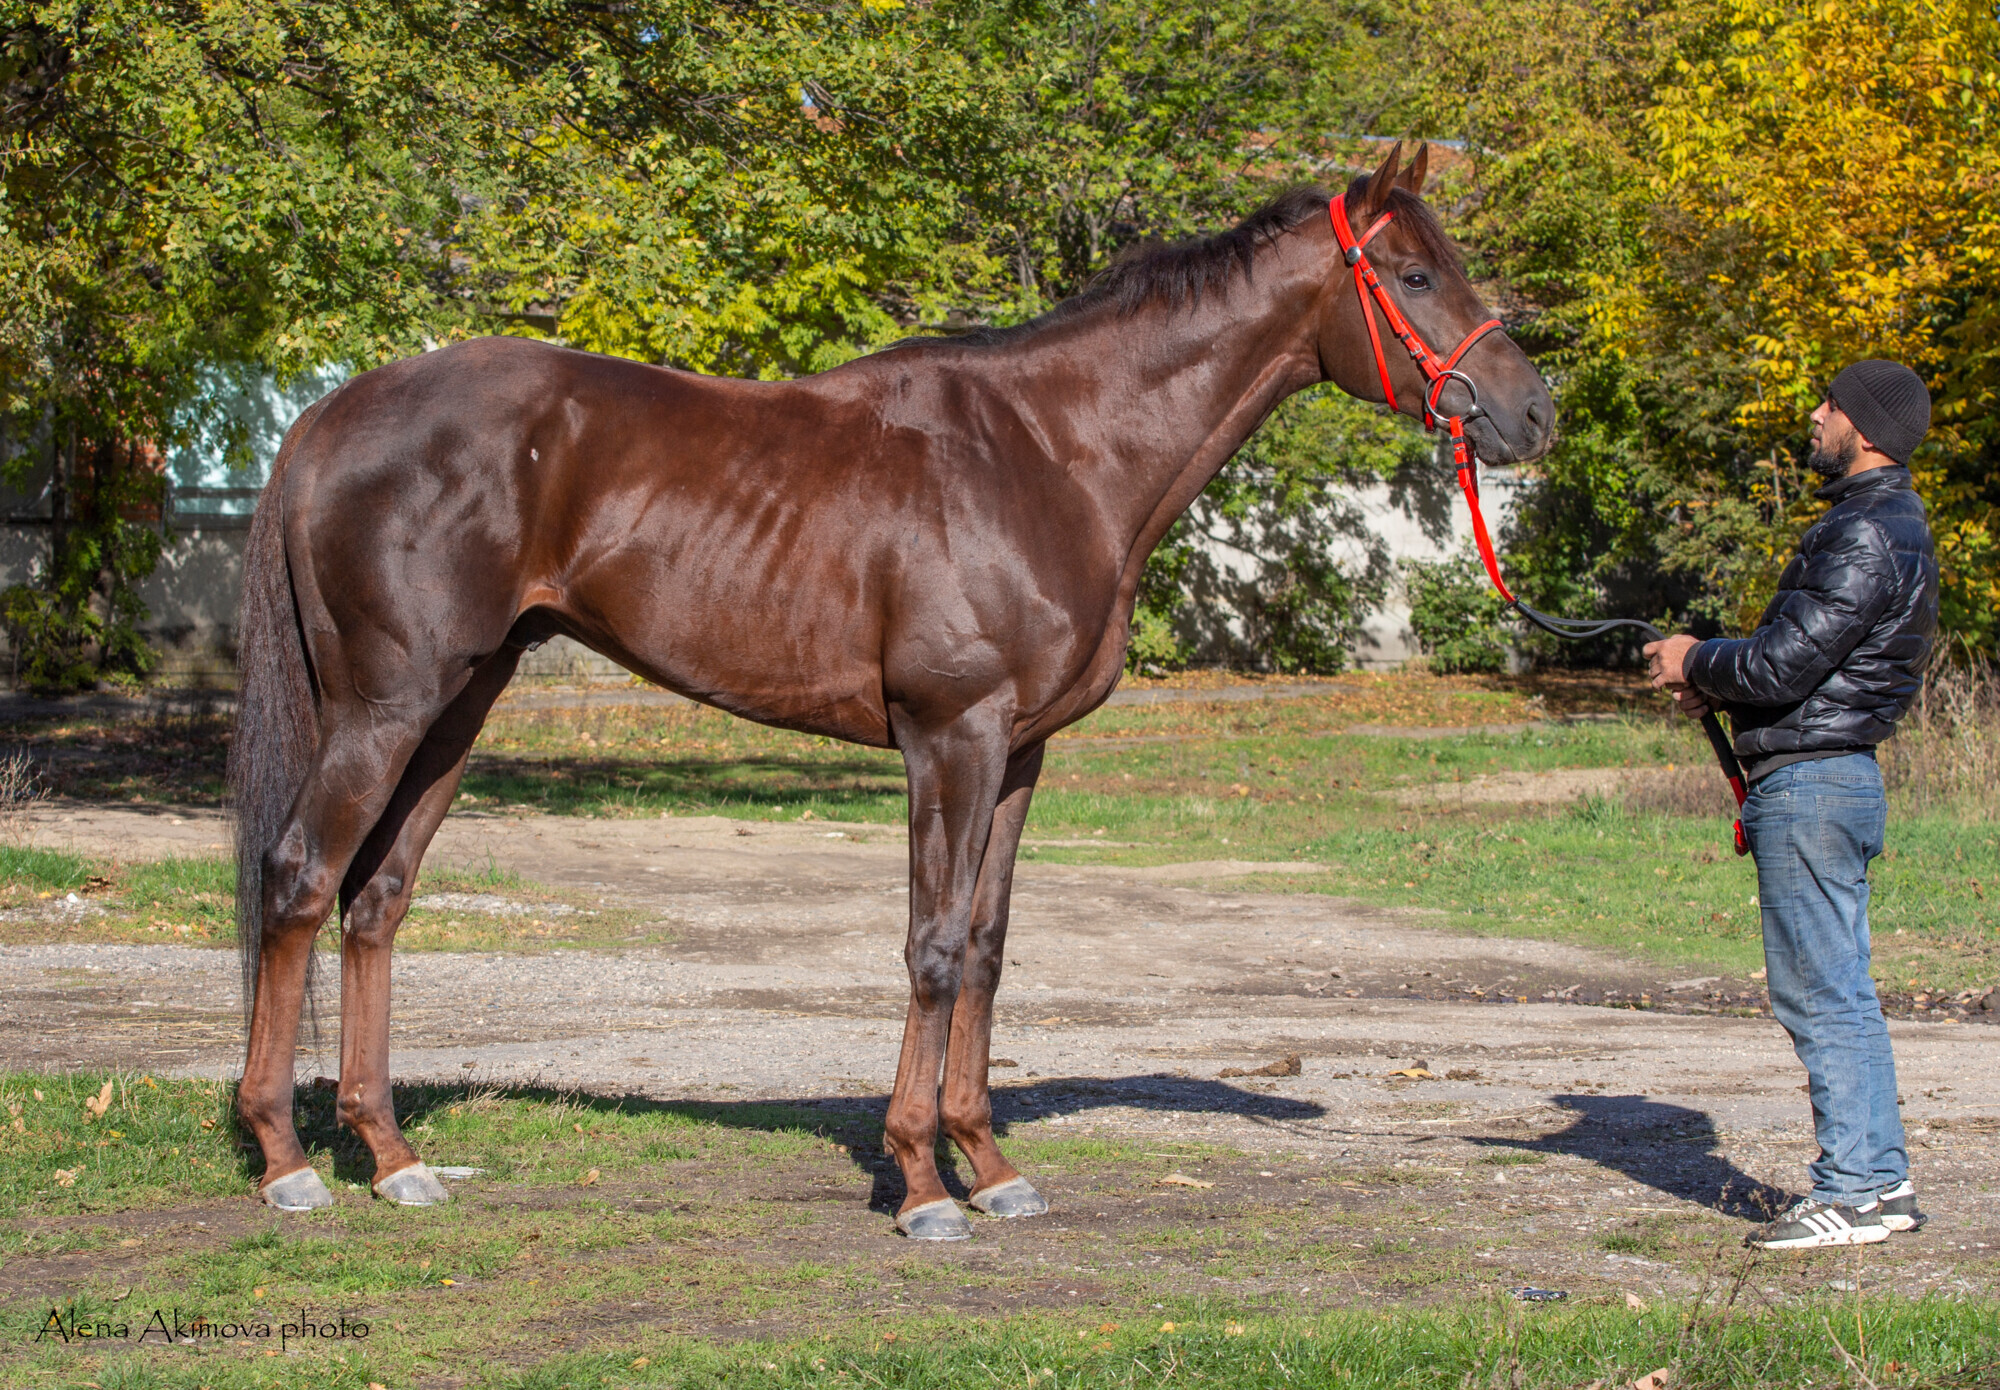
[883,174,1463,353]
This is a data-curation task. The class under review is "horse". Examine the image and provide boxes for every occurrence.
[229,142,1554,1238]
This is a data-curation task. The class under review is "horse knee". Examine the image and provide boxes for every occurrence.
[905,935,966,1008]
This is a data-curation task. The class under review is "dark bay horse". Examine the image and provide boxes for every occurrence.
[230,143,1553,1237]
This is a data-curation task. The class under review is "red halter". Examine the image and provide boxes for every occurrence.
[1330,193,1510,600]
[1329,192,1750,855]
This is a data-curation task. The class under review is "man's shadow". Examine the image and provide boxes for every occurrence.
[1470,1094,1789,1221]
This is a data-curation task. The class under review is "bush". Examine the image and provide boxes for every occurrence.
[1403,553,1513,674]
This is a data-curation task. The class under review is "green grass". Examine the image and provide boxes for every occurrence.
[0,1072,242,1216]
[0,843,93,892]
[0,854,671,952]
[11,1295,1998,1388]
[0,1072,845,1215]
[6,1073,1997,1388]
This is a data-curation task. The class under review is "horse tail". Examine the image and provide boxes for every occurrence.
[228,397,327,1025]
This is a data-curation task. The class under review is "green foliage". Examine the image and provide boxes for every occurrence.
[1403,554,1512,675]
[0,436,162,692]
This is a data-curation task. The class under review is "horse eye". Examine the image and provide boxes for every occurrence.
[1402,271,1432,292]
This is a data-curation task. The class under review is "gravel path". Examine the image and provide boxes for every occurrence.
[8,805,1998,1256]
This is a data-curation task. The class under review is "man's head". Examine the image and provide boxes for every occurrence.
[1809,359,1931,482]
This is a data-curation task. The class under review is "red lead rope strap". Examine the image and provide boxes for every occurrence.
[1329,195,1750,855]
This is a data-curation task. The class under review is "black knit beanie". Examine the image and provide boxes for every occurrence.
[1827,359,1930,465]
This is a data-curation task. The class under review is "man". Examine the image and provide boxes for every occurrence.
[1644,359,1939,1251]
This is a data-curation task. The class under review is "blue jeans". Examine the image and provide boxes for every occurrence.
[1740,753,1906,1206]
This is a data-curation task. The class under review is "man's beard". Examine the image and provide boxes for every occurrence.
[1809,431,1860,482]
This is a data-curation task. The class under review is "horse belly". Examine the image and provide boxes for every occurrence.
[557,535,895,748]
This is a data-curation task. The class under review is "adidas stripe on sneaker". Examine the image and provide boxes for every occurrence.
[1745,1197,1888,1250]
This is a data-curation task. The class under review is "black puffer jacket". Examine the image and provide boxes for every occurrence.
[1686,466,1938,766]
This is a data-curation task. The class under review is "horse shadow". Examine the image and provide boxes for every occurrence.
[1469,1093,1790,1222]
[274,1072,1323,1213]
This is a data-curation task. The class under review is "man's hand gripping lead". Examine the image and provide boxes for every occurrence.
[1643,634,1710,718]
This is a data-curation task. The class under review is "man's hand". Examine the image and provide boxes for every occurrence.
[1643,635,1709,717]
[1670,685,1711,719]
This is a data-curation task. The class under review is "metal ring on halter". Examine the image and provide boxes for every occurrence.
[1424,368,1480,420]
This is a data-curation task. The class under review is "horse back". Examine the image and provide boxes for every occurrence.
[281,336,1132,748]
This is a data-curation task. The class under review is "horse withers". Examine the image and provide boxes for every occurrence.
[230,143,1554,1235]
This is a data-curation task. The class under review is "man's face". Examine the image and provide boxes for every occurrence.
[1808,399,1862,482]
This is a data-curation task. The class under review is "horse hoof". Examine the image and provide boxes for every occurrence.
[260,1167,335,1212]
[970,1176,1049,1219]
[373,1162,450,1207]
[896,1198,971,1241]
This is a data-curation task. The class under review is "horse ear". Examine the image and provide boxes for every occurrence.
[1397,142,1429,197]
[1363,141,1404,214]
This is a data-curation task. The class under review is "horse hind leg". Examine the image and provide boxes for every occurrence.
[239,709,441,1209]
[337,650,520,1206]
[940,742,1049,1220]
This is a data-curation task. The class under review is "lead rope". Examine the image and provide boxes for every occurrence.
[1330,194,1749,855]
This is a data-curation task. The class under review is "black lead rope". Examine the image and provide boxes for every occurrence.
[1507,603,1750,857]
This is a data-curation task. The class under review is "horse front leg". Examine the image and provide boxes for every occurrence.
[941,741,1047,1219]
[883,704,1011,1241]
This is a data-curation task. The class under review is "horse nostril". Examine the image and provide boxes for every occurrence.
[1525,399,1552,439]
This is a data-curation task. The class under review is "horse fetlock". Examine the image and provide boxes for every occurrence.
[939,1096,994,1146]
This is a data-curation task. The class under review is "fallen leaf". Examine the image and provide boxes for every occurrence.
[1625,1292,1647,1312]
[1158,1322,1177,1333]
[578,1168,600,1187]
[370,1383,389,1390]
[630,1358,651,1369]
[1224,1322,1246,1336]
[1097,1322,1119,1334]
[1218,1053,1302,1079]
[83,1080,113,1121]
[53,1168,78,1188]
[440,1277,457,1286]
[989,1058,1019,1068]
[1157,1173,1214,1189]
[1633,1369,1672,1390]
[1385,1067,1439,1080]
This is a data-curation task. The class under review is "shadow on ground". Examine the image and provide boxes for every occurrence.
[269,1073,1325,1201]
[1471,1093,1790,1222]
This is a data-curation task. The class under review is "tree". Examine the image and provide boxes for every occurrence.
[0,1,1000,687]
[1620,0,2000,650]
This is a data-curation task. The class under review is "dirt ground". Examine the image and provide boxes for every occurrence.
[6,803,1997,1309]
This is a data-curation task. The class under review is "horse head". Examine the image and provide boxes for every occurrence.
[1316,142,1555,466]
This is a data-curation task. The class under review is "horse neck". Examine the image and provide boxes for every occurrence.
[1021,230,1332,558]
